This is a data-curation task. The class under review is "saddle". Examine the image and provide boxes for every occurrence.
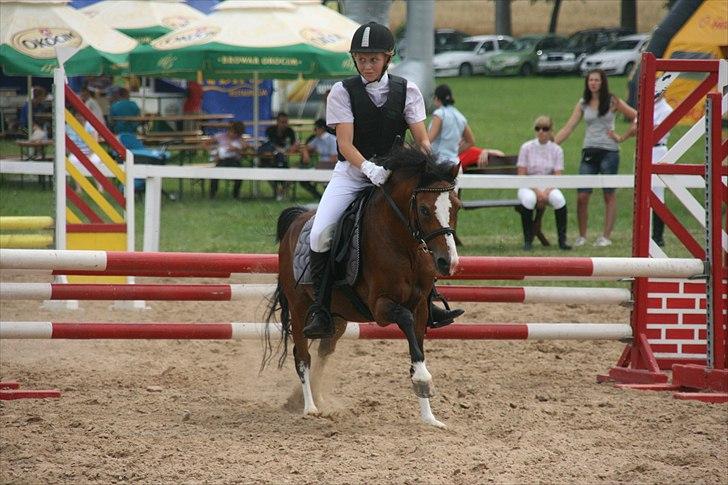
[293,187,376,319]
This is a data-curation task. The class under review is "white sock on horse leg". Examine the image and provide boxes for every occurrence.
[299,364,319,415]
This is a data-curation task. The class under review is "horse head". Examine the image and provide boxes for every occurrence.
[376,145,461,277]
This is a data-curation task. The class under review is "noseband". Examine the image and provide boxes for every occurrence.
[380,183,457,250]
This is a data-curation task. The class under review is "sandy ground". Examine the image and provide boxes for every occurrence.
[1,276,726,484]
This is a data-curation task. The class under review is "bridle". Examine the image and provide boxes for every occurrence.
[380,182,457,252]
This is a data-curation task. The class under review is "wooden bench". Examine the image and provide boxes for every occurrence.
[461,154,549,247]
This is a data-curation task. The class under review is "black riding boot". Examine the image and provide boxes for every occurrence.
[428,288,464,328]
[652,212,665,247]
[519,206,535,251]
[303,250,335,339]
[555,206,572,250]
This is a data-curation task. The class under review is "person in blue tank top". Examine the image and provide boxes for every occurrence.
[554,69,636,248]
[428,84,475,164]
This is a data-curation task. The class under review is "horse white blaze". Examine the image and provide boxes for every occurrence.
[434,192,459,272]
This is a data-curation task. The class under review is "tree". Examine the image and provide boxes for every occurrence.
[548,0,562,33]
[495,0,512,36]
[621,0,637,33]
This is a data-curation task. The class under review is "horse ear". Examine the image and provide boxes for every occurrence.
[450,162,461,180]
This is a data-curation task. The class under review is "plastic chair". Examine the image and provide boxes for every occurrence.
[117,132,170,193]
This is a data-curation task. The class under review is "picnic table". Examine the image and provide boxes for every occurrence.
[15,139,54,188]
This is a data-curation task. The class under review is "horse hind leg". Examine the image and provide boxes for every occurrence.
[290,304,320,416]
[311,317,347,403]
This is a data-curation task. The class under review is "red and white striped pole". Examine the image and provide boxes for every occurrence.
[0,322,632,341]
[0,282,632,305]
[0,249,705,280]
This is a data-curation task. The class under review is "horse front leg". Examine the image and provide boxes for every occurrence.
[374,299,445,428]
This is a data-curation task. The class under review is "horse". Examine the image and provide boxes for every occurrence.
[264,146,461,428]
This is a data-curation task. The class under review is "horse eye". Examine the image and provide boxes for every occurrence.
[419,205,430,217]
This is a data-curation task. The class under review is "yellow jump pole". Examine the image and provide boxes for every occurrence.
[0,234,54,248]
[0,216,54,231]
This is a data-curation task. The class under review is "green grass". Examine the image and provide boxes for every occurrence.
[0,74,710,266]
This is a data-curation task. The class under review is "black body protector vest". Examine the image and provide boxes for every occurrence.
[337,75,409,161]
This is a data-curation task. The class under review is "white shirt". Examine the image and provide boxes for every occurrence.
[308,131,337,160]
[84,97,105,125]
[517,139,564,175]
[326,73,426,127]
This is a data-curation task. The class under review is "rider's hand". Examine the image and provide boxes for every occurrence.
[360,160,391,186]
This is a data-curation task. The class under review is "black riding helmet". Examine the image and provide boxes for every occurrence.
[350,21,395,83]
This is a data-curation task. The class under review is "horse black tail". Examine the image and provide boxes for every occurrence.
[261,280,291,371]
[261,206,307,372]
[275,206,308,242]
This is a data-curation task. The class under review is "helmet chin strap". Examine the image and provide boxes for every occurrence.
[352,54,393,85]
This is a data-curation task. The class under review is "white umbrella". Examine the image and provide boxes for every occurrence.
[80,0,205,44]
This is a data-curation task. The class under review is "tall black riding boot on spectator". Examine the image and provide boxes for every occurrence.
[303,250,335,339]
[519,206,535,251]
[555,206,572,250]
[652,213,665,247]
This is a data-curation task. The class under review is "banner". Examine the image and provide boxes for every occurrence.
[201,79,273,133]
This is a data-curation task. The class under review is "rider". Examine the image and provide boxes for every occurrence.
[303,21,463,339]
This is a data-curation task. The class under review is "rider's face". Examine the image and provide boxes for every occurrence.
[354,53,388,82]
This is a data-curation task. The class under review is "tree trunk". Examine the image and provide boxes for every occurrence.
[495,0,512,36]
[621,0,637,33]
[548,0,562,34]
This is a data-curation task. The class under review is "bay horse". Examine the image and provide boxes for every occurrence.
[264,146,461,428]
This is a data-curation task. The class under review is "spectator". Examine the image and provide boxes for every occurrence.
[80,86,105,125]
[109,87,141,134]
[258,111,299,201]
[517,115,571,251]
[18,86,51,136]
[458,143,505,170]
[427,84,475,164]
[554,69,637,247]
[208,121,248,199]
[298,118,338,199]
[611,92,672,247]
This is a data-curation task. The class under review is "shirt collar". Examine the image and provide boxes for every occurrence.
[361,72,389,89]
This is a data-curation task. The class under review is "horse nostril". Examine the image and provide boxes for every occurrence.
[436,257,450,275]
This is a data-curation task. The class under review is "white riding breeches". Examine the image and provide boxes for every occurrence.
[309,161,373,253]
[517,188,566,210]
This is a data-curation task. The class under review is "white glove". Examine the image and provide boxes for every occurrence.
[360,160,391,186]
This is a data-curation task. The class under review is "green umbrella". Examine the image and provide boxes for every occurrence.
[80,0,205,44]
[0,0,138,77]
[129,0,358,80]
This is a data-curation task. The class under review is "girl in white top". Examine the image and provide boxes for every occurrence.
[427,84,474,163]
[517,115,570,250]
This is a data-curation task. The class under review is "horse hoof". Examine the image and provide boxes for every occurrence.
[423,417,447,429]
[303,406,320,416]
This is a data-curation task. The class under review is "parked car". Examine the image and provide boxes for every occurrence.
[484,34,567,76]
[396,28,468,59]
[580,34,650,76]
[538,27,632,74]
[433,35,514,77]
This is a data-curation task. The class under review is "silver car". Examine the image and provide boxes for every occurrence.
[433,35,514,77]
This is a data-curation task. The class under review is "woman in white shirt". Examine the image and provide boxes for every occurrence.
[517,115,571,250]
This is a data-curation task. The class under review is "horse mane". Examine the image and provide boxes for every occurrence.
[374,144,457,186]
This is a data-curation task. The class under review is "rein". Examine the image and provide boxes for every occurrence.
[380,182,457,250]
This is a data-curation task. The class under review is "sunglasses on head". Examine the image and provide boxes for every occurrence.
[534,126,551,132]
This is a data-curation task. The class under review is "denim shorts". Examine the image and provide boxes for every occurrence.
[578,148,619,194]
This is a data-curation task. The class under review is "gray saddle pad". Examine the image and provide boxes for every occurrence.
[293,210,363,287]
